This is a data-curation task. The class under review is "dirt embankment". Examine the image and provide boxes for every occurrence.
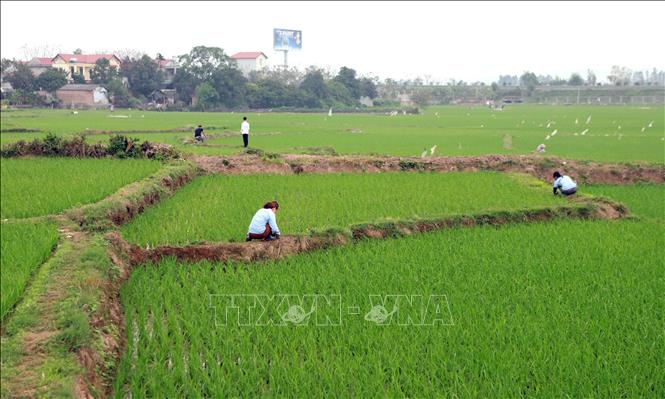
[190,153,665,184]
[110,198,627,267]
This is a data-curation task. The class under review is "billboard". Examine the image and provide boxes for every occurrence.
[273,29,302,50]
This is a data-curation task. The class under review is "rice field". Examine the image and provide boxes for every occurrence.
[0,221,59,319]
[120,172,565,245]
[114,216,664,397]
[2,105,663,162]
[584,184,665,220]
[0,158,163,218]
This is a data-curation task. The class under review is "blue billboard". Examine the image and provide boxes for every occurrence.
[273,29,302,50]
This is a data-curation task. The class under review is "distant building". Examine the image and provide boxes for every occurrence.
[156,59,179,85]
[26,57,53,76]
[398,93,415,106]
[51,54,122,82]
[230,52,268,77]
[148,89,176,105]
[55,84,109,108]
[359,96,374,107]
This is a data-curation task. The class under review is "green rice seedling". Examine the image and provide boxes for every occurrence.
[0,158,163,218]
[0,221,59,319]
[2,105,663,162]
[114,218,664,397]
[584,184,665,220]
[121,172,565,245]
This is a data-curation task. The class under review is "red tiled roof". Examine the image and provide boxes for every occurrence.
[231,52,267,60]
[29,57,53,66]
[53,54,120,64]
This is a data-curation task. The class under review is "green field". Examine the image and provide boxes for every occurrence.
[0,158,162,218]
[585,184,665,220]
[0,221,59,319]
[120,172,565,245]
[114,215,664,397]
[2,105,663,162]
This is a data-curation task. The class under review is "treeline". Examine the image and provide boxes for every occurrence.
[1,46,378,110]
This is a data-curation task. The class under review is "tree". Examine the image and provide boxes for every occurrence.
[300,68,328,100]
[247,79,290,108]
[178,46,234,81]
[172,70,199,105]
[105,78,131,107]
[7,63,35,91]
[586,69,597,86]
[73,48,83,55]
[607,65,632,86]
[211,67,247,108]
[71,73,86,84]
[568,73,584,86]
[123,55,164,97]
[411,90,432,107]
[519,71,539,96]
[326,80,354,104]
[333,67,360,99]
[359,77,378,99]
[35,68,68,92]
[195,82,219,110]
[90,58,118,84]
[1,58,17,75]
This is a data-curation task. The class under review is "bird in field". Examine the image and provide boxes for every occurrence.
[421,149,428,158]
[581,129,588,135]
[430,145,437,155]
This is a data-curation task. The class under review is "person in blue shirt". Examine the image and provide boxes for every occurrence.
[552,171,577,196]
[246,201,281,241]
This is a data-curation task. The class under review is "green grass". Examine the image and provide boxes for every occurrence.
[0,221,59,320]
[113,217,664,397]
[120,172,565,245]
[2,105,663,162]
[0,158,163,218]
[584,184,665,220]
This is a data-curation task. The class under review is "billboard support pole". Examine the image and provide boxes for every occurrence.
[280,50,288,68]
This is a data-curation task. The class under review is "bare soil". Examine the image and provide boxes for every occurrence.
[189,153,665,184]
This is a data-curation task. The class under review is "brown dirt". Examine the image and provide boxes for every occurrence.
[111,200,628,268]
[189,153,665,184]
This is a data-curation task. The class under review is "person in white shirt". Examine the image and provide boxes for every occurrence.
[241,116,250,148]
[246,201,281,241]
[552,171,577,196]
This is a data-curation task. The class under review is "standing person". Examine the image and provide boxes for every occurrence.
[552,171,577,196]
[194,125,204,142]
[246,201,281,241]
[241,116,250,148]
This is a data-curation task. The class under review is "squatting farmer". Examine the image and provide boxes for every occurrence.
[241,116,250,148]
[194,125,204,142]
[246,201,281,241]
[552,171,577,196]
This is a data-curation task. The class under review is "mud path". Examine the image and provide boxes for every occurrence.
[189,153,665,184]
[109,198,627,267]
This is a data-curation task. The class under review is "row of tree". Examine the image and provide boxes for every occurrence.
[1,46,378,109]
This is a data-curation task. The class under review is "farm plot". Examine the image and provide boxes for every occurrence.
[2,106,663,162]
[584,184,664,220]
[120,172,565,246]
[0,158,162,218]
[0,221,59,319]
[114,217,664,397]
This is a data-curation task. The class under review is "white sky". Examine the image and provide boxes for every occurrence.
[2,1,664,83]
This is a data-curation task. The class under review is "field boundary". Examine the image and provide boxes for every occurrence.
[190,153,665,185]
[65,161,200,231]
[108,197,628,267]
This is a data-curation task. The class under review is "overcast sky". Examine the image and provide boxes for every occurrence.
[2,1,663,83]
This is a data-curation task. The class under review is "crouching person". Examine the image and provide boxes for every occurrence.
[246,201,281,241]
[552,171,577,196]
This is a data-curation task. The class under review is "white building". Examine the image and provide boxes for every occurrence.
[230,52,268,77]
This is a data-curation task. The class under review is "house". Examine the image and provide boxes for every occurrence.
[230,52,268,76]
[148,89,176,105]
[359,96,374,107]
[51,54,122,82]
[55,84,109,108]
[398,93,415,106]
[26,57,53,76]
[156,59,179,85]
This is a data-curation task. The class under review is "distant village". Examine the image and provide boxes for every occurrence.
[1,48,663,110]
[1,51,270,109]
